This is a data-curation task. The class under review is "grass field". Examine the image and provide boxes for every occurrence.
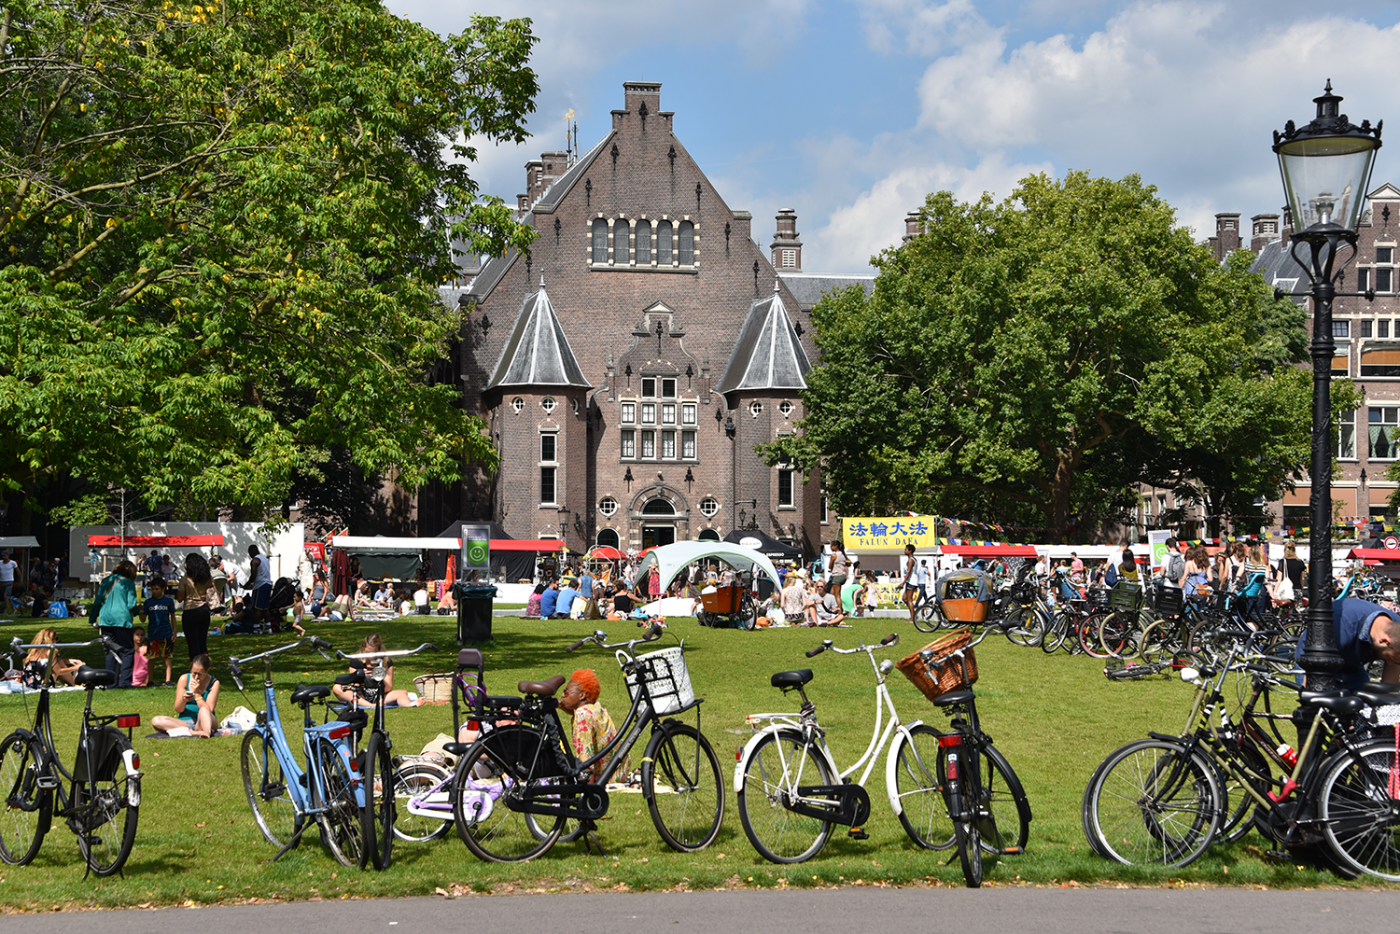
[0,613,1391,909]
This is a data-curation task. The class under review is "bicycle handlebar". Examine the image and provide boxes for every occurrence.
[338,642,437,661]
[567,623,665,655]
[880,632,899,646]
[807,633,901,657]
[9,636,108,657]
[229,636,333,670]
[805,645,826,658]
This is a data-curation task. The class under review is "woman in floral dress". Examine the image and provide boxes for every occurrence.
[558,668,630,782]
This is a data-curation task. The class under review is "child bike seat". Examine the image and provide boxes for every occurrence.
[74,666,117,689]
[291,684,333,705]
[458,648,484,669]
[770,669,813,689]
[518,675,567,697]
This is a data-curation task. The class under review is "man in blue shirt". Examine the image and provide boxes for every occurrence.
[1297,598,1400,690]
[556,579,581,618]
[539,580,560,619]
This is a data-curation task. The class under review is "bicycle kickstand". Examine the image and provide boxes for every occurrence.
[578,818,606,856]
[271,820,312,863]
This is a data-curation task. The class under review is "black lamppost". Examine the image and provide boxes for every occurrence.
[1273,81,1382,691]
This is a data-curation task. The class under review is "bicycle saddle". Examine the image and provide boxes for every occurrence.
[770,669,813,689]
[932,689,975,707]
[1354,682,1400,705]
[1299,691,1365,715]
[74,666,117,689]
[290,684,332,705]
[518,675,567,697]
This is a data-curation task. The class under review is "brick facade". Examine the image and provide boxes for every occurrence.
[447,82,828,556]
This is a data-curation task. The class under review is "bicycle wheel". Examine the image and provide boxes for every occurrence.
[1082,738,1220,867]
[1097,610,1137,658]
[891,725,954,850]
[453,727,564,862]
[644,723,724,852]
[0,731,50,866]
[316,740,366,869]
[362,732,394,870]
[1040,612,1069,654]
[956,815,983,888]
[1318,739,1400,881]
[975,743,1031,854]
[739,593,758,631]
[241,730,300,848]
[1077,611,1114,658]
[1003,605,1044,647]
[1217,739,1271,845]
[912,598,941,633]
[74,729,139,877]
[391,761,453,843]
[736,729,835,864]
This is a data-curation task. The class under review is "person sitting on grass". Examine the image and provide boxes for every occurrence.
[810,580,846,627]
[19,627,82,688]
[525,583,545,619]
[558,668,628,783]
[152,655,220,737]
[331,634,424,708]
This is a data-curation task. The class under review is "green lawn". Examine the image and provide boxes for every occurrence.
[0,614,1387,908]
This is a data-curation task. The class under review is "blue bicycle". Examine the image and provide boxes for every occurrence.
[228,637,371,868]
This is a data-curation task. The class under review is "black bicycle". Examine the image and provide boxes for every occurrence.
[0,636,141,876]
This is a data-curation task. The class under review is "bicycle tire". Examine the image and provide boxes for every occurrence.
[912,598,941,633]
[644,723,724,852]
[1004,605,1044,647]
[1082,738,1220,867]
[0,731,50,866]
[736,729,835,864]
[1216,738,1271,845]
[975,743,1032,854]
[1317,739,1400,881]
[453,726,564,862]
[73,729,139,877]
[241,730,301,848]
[1077,611,1114,658]
[739,593,758,631]
[1097,610,1138,658]
[315,739,365,869]
[1040,612,1069,654]
[956,816,983,888]
[391,761,453,843]
[363,733,394,870]
[891,724,954,850]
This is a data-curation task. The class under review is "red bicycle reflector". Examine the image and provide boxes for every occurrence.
[132,755,140,770]
[328,726,351,740]
[467,720,480,732]
[938,735,962,748]
[116,715,140,728]
[349,759,359,773]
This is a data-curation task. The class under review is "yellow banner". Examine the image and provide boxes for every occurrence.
[842,517,940,552]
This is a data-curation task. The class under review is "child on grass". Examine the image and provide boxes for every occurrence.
[290,590,307,636]
[131,627,149,687]
[139,579,177,686]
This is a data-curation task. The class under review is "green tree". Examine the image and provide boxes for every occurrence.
[1,0,537,519]
[766,172,1326,537]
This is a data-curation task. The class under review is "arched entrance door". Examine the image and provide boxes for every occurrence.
[641,498,676,549]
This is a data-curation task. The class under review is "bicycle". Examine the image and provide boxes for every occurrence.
[327,640,435,869]
[448,623,724,862]
[0,636,142,877]
[228,637,373,869]
[914,624,1032,886]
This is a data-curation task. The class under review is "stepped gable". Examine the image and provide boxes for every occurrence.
[485,279,591,389]
[716,281,811,394]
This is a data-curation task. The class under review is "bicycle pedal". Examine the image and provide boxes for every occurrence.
[847,827,869,840]
[37,775,60,790]
[1002,846,1022,855]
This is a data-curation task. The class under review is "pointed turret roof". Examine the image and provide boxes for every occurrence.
[716,282,811,394]
[486,280,591,389]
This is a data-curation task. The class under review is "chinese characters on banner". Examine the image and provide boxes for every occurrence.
[842,517,942,551]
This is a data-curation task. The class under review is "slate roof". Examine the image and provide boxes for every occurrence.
[779,272,876,311]
[716,284,812,394]
[530,134,614,215]
[485,281,591,389]
[464,247,519,304]
[1248,239,1308,303]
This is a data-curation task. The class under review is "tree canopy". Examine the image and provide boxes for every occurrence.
[766,171,1340,537]
[1,0,538,520]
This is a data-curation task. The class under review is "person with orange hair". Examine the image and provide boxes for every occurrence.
[558,668,629,782]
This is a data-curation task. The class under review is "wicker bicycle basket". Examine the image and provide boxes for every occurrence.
[896,628,978,702]
[620,645,695,715]
[413,671,454,705]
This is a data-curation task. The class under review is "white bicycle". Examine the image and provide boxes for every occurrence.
[733,632,950,863]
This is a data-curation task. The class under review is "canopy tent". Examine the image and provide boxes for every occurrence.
[1348,548,1400,565]
[88,534,226,548]
[0,537,40,550]
[587,546,625,561]
[940,544,1038,558]
[636,541,781,594]
[427,522,569,582]
[721,529,802,563]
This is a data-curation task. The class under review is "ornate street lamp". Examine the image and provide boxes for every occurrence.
[1273,81,1382,691]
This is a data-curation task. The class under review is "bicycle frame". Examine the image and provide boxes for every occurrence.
[734,636,924,822]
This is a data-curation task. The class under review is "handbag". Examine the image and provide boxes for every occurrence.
[1274,564,1295,602]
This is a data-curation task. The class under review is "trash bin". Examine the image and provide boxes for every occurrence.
[455,583,498,644]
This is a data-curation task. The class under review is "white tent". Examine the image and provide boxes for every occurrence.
[636,541,781,592]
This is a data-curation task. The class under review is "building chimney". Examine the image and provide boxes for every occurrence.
[771,208,802,272]
[1213,213,1241,261]
[1250,213,1280,253]
[902,211,925,243]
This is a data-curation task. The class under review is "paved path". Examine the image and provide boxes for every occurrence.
[1,888,1394,934]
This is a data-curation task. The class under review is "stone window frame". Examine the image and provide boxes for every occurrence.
[511,397,524,414]
[778,400,794,419]
[541,396,557,414]
[587,214,697,271]
[699,496,720,518]
[749,400,763,418]
[599,496,619,517]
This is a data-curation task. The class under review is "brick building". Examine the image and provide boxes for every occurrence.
[1137,182,1400,539]
[427,82,872,556]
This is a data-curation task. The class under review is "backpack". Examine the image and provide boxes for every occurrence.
[1164,553,1184,583]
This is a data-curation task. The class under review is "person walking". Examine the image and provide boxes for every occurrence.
[96,560,139,688]
[827,542,849,594]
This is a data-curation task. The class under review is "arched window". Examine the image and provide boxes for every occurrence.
[656,220,673,265]
[635,220,651,264]
[678,221,694,265]
[642,498,675,515]
[614,219,630,264]
[596,528,620,549]
[591,218,608,264]
[698,529,720,542]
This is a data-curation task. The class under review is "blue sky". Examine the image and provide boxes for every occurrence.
[385,0,1400,272]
